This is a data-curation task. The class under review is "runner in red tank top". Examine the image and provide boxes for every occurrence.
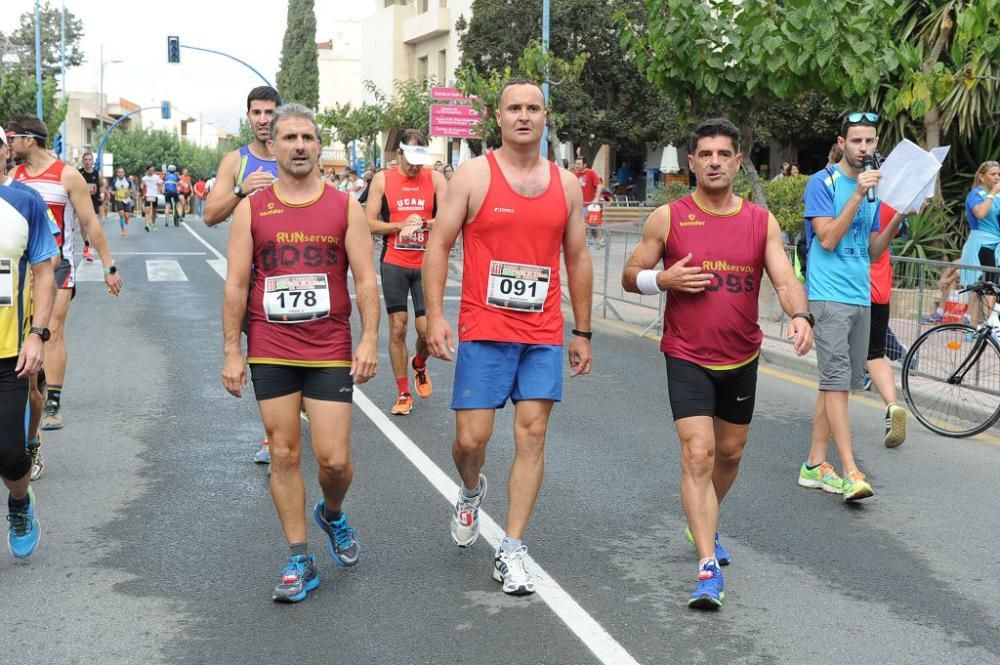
[622,118,813,610]
[365,130,448,416]
[6,114,123,436]
[221,105,380,604]
[423,80,593,596]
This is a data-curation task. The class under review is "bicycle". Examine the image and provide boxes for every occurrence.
[166,194,182,227]
[901,280,1000,437]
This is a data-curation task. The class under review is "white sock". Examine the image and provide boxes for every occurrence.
[500,536,522,553]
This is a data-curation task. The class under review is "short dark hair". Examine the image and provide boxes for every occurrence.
[575,156,588,166]
[398,128,427,149]
[7,114,48,148]
[247,86,282,111]
[498,78,545,107]
[690,118,740,153]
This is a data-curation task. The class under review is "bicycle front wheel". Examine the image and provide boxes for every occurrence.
[902,323,1000,437]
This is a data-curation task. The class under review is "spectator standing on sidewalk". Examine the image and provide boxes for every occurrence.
[573,157,602,248]
[798,112,904,503]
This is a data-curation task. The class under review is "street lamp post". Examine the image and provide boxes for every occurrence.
[99,44,123,138]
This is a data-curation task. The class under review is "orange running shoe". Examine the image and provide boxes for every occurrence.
[413,359,432,399]
[391,393,414,416]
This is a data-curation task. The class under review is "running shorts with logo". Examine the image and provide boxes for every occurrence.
[245,182,354,403]
[451,342,562,409]
[453,152,568,408]
[665,355,758,424]
[379,167,436,315]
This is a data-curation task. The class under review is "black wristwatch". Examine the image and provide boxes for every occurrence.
[104,264,118,275]
[233,184,247,199]
[791,312,815,328]
[571,329,593,340]
[29,327,50,342]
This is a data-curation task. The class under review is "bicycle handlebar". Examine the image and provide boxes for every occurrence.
[959,281,1000,297]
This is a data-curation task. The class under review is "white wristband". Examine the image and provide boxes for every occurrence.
[637,269,664,295]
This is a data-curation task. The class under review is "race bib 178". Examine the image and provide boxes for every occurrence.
[263,273,330,323]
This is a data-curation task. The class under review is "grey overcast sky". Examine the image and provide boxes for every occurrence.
[2,1,375,132]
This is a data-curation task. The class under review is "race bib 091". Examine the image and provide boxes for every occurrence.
[486,260,550,312]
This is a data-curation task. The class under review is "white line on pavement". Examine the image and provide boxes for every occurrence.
[181,221,226,261]
[111,252,207,256]
[145,259,189,282]
[76,260,105,282]
[352,388,642,665]
[207,259,228,280]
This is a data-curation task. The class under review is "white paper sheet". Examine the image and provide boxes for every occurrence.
[874,139,946,213]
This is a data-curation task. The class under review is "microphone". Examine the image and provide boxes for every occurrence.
[862,155,876,203]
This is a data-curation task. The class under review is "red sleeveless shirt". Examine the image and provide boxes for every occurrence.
[660,195,769,368]
[381,167,436,269]
[458,152,568,345]
[12,160,73,252]
[246,183,353,366]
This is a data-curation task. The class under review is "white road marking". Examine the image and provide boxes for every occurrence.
[111,252,207,256]
[207,259,228,279]
[195,228,638,664]
[76,260,105,282]
[352,389,642,665]
[145,260,189,282]
[181,221,226,260]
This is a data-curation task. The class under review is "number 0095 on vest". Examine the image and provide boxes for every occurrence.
[263,273,331,323]
[486,260,550,312]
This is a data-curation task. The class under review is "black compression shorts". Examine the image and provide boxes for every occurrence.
[249,364,354,402]
[665,354,759,425]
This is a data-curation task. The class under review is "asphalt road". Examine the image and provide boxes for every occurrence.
[1,213,998,665]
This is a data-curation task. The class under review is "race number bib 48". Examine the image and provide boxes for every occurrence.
[0,258,12,307]
[486,261,550,312]
[394,226,429,251]
[263,273,330,323]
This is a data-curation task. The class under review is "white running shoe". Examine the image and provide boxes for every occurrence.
[450,474,487,547]
[493,545,536,595]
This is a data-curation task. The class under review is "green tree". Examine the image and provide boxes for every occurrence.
[0,1,84,79]
[618,0,902,204]
[276,0,319,109]
[879,0,1000,149]
[368,79,434,136]
[456,0,685,158]
[105,128,227,181]
[0,66,66,131]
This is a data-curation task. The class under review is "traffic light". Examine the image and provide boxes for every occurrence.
[167,36,180,64]
[53,133,63,158]
[161,101,171,120]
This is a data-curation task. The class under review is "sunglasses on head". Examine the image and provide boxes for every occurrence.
[844,112,879,125]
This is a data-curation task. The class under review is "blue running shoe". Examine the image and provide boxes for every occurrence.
[313,501,360,566]
[254,440,270,464]
[272,554,320,603]
[688,560,725,610]
[683,527,730,566]
[7,488,40,559]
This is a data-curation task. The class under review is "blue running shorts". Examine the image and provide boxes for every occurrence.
[451,341,563,410]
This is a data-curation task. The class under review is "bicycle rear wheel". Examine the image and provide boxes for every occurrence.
[902,323,1000,437]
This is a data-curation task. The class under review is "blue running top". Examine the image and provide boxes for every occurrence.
[237,144,278,184]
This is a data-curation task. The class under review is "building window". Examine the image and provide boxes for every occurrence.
[417,56,429,86]
[418,0,429,12]
[438,49,447,82]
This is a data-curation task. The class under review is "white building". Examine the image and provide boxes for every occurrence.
[360,0,475,163]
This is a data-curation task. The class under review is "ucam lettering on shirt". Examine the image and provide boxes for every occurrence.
[395,197,426,210]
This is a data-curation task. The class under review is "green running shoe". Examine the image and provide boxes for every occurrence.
[797,461,843,494]
[842,471,874,502]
